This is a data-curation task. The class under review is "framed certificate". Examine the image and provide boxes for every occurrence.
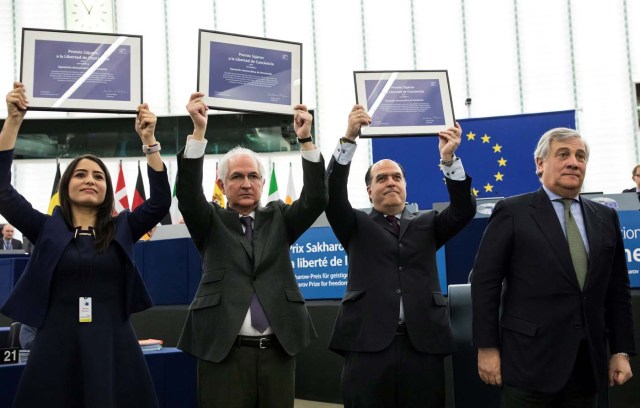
[198,30,302,115]
[20,28,142,113]
[354,70,455,137]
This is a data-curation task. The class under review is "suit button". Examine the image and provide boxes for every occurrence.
[399,243,403,248]
[573,324,582,329]
[396,289,401,294]
[398,266,404,271]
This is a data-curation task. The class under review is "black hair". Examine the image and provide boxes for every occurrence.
[58,154,115,253]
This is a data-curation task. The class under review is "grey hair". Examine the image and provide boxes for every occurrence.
[534,127,589,177]
[218,146,265,180]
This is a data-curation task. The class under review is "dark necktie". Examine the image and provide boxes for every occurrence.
[385,215,400,235]
[240,216,269,333]
[561,199,587,290]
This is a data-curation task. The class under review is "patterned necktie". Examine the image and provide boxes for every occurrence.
[3,240,11,250]
[385,215,400,235]
[240,216,269,333]
[561,199,587,290]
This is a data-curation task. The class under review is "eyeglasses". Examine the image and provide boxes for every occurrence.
[228,173,263,183]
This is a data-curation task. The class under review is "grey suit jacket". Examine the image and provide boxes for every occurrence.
[176,149,327,363]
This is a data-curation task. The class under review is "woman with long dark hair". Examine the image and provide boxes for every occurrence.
[0,82,171,407]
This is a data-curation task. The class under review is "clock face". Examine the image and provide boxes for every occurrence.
[65,0,115,32]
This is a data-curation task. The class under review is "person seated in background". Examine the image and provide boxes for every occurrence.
[622,164,640,197]
[1,223,23,250]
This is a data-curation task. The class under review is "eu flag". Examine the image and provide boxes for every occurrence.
[372,110,576,209]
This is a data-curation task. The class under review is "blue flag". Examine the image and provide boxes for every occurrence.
[372,110,576,209]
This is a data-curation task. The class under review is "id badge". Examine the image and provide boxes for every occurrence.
[79,297,92,323]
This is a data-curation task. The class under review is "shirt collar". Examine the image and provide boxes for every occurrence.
[542,185,580,203]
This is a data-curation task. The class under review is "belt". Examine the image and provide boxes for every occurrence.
[235,334,279,349]
[396,323,407,335]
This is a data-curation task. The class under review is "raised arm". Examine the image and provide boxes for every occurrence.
[280,104,327,241]
[0,82,48,241]
[128,104,171,238]
[176,92,213,247]
[325,105,371,247]
[0,82,28,151]
[135,103,163,172]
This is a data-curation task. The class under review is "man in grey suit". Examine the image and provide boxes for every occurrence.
[326,105,476,407]
[176,92,327,408]
[1,223,23,250]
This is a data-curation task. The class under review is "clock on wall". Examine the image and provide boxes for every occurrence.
[65,0,115,33]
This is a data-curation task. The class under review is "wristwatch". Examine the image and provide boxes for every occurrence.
[142,143,161,155]
[440,156,457,166]
[298,136,313,144]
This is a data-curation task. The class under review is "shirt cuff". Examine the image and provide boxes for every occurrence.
[333,141,357,165]
[183,136,208,158]
[301,147,321,163]
[441,158,466,181]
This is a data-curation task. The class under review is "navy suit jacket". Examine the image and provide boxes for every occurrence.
[471,189,636,393]
[0,149,171,327]
[325,156,476,355]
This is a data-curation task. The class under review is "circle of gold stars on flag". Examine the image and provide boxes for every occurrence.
[466,131,508,197]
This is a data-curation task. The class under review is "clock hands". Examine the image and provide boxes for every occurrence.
[79,0,95,15]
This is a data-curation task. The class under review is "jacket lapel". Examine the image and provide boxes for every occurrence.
[580,198,602,289]
[220,209,254,261]
[253,206,274,268]
[529,188,576,282]
[399,208,415,238]
[370,209,397,236]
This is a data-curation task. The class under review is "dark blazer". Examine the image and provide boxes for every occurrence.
[0,149,171,327]
[622,187,638,193]
[1,238,23,250]
[471,188,636,393]
[176,149,327,363]
[325,156,476,355]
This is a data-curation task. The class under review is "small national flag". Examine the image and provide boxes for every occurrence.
[212,162,225,207]
[131,161,146,211]
[285,162,296,204]
[114,160,130,213]
[47,161,61,215]
[267,163,279,202]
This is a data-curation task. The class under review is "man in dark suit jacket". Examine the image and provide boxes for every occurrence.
[472,128,635,407]
[176,93,327,408]
[1,223,23,250]
[622,164,640,198]
[325,105,476,407]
